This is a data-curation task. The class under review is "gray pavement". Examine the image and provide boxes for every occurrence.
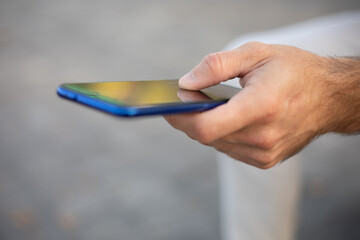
[0,0,360,239]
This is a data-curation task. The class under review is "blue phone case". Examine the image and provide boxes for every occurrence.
[57,85,227,117]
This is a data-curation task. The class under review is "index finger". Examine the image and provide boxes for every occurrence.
[179,41,273,90]
[164,86,263,145]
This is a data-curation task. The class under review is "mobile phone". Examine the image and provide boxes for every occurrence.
[57,80,240,117]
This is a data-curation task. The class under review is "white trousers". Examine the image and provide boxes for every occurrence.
[219,10,360,240]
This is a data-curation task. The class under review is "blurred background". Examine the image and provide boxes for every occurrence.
[0,0,360,239]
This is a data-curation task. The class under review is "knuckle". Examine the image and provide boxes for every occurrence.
[257,162,275,170]
[255,153,277,169]
[242,41,269,53]
[259,152,274,165]
[203,52,223,78]
[243,41,263,48]
[197,134,212,145]
[240,41,274,62]
[263,97,279,119]
[255,132,278,150]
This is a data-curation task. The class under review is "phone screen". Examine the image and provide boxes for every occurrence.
[61,80,239,106]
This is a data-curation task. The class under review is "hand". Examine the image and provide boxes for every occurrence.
[165,42,360,169]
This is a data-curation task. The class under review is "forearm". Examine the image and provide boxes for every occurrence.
[325,58,360,134]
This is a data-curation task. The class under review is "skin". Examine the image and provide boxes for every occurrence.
[164,42,360,169]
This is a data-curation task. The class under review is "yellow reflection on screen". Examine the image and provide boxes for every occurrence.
[66,80,182,105]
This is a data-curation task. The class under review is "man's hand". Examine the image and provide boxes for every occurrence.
[164,42,360,169]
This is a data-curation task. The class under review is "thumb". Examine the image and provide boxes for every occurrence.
[179,42,272,90]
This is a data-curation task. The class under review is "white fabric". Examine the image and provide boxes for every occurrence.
[219,10,360,240]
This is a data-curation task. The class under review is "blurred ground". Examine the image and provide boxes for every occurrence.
[0,0,359,239]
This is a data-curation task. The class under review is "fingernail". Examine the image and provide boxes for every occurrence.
[179,72,196,86]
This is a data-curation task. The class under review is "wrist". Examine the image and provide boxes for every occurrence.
[321,57,360,134]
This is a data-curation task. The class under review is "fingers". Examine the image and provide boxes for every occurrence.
[164,86,265,145]
[165,111,281,169]
[220,124,285,151]
[212,140,279,169]
[179,41,273,90]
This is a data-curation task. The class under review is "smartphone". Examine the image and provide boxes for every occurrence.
[57,80,240,117]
